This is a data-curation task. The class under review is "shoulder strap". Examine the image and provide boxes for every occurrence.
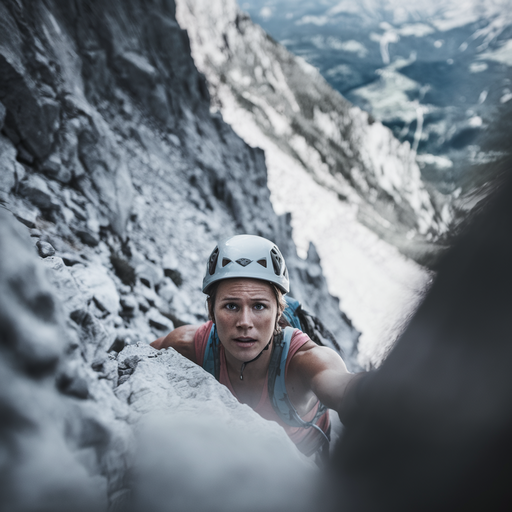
[202,323,220,380]
[268,326,328,429]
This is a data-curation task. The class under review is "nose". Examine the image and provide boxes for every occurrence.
[236,307,253,329]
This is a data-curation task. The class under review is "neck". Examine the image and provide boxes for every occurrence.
[223,339,273,383]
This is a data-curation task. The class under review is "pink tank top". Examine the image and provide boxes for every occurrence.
[194,321,330,456]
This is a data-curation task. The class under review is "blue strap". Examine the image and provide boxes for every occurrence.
[202,324,220,380]
[268,327,328,429]
[202,323,328,433]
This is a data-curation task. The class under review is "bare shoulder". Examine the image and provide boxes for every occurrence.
[290,340,349,378]
[289,338,357,414]
[150,324,201,363]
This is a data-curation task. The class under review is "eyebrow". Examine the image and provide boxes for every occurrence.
[219,297,272,302]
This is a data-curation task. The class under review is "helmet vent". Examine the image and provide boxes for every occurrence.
[222,258,232,267]
[257,259,267,268]
[208,248,219,275]
[236,258,252,267]
[270,248,282,276]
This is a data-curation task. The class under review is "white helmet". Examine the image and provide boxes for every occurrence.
[202,235,289,294]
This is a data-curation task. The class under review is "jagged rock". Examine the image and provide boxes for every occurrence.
[0,42,60,160]
[16,144,35,165]
[11,202,39,228]
[147,308,174,332]
[0,100,5,129]
[70,264,120,316]
[0,1,364,509]
[136,261,164,290]
[76,228,100,247]
[19,174,56,211]
[136,293,150,313]
[36,239,56,257]
[60,252,84,266]
[57,360,90,399]
[76,115,134,237]
[157,277,179,304]
[162,251,184,286]
[111,253,137,286]
[120,296,138,316]
[0,135,17,199]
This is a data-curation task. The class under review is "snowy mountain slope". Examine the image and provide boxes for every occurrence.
[176,0,440,365]
[243,0,512,199]
[177,0,450,247]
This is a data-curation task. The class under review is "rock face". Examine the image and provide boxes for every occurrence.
[0,0,357,350]
[244,0,512,198]
[0,209,316,512]
[0,0,356,510]
[176,0,452,263]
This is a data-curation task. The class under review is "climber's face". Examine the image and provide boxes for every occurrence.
[213,278,277,364]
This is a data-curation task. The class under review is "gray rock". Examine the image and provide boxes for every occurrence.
[0,209,109,509]
[12,203,39,228]
[162,251,183,286]
[42,257,91,318]
[41,153,71,183]
[136,261,164,289]
[157,277,179,303]
[0,1,372,509]
[76,116,134,238]
[19,174,55,210]
[76,229,100,247]
[36,240,56,257]
[60,252,84,266]
[146,308,174,332]
[0,135,17,196]
[120,296,137,313]
[0,100,5,130]
[70,264,120,316]
[0,37,60,160]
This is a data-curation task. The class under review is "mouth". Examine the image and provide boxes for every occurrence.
[234,337,257,347]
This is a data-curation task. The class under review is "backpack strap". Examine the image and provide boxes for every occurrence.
[268,326,328,429]
[202,323,220,380]
[204,323,329,440]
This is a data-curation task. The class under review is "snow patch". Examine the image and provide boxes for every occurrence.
[478,39,512,66]
[296,15,330,26]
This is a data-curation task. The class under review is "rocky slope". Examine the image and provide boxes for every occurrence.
[0,0,358,509]
[176,0,442,364]
[243,0,512,198]
[176,0,452,258]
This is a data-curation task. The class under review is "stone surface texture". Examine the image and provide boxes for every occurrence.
[0,1,355,510]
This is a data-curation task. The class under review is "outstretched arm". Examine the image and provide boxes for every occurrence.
[150,324,200,364]
[290,343,365,424]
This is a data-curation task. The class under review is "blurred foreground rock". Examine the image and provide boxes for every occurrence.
[0,208,315,512]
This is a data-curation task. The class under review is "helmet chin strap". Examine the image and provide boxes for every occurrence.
[239,337,272,381]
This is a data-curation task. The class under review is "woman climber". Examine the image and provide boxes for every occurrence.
[151,234,362,461]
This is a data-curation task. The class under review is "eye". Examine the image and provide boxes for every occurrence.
[225,303,238,311]
[254,303,266,311]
